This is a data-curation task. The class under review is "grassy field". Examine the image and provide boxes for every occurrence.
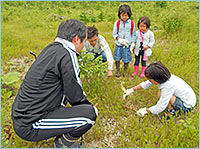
[1,1,199,148]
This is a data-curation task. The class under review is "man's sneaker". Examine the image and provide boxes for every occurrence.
[54,134,85,148]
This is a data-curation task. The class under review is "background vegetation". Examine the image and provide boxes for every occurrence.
[1,1,199,148]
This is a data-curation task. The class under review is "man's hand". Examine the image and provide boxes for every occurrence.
[123,88,134,100]
[137,108,148,117]
[118,38,129,48]
[107,70,113,77]
[130,42,135,53]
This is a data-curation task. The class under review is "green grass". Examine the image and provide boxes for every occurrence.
[1,1,199,148]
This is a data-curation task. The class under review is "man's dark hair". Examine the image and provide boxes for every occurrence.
[87,26,98,39]
[138,16,151,29]
[118,4,132,19]
[56,19,87,42]
[144,61,171,84]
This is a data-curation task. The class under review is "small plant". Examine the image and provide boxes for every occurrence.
[78,49,107,80]
[155,1,168,8]
[98,12,104,22]
[162,15,183,33]
[1,72,21,86]
[79,13,89,24]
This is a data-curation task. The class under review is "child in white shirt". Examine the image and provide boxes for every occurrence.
[132,16,155,77]
[124,61,196,117]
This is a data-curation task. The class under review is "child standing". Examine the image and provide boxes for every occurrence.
[113,4,136,77]
[124,61,196,117]
[132,16,155,77]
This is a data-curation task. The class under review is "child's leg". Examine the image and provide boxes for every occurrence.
[140,51,146,77]
[132,55,140,77]
[115,61,121,77]
[168,96,176,110]
[121,46,132,77]
[140,50,146,77]
[114,45,122,62]
[140,50,146,67]
[114,45,122,77]
[170,96,192,113]
[134,55,140,66]
[123,62,129,76]
[157,90,161,99]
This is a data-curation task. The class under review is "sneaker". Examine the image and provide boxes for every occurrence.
[168,109,176,116]
[54,135,85,148]
[160,112,170,120]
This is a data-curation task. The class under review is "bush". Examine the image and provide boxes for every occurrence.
[155,1,168,8]
[79,13,90,24]
[162,15,183,33]
[78,49,107,80]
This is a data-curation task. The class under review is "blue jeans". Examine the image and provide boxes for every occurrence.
[114,45,132,63]
[94,51,107,62]
[86,51,107,62]
[172,97,192,113]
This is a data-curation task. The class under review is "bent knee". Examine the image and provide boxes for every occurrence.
[80,104,98,121]
[169,96,176,105]
[157,90,161,99]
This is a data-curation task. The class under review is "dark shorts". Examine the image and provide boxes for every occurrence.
[172,97,192,113]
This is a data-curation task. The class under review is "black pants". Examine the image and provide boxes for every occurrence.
[13,104,97,142]
[134,50,146,67]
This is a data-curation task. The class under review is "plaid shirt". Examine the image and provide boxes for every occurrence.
[84,35,113,70]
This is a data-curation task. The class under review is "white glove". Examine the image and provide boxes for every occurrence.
[123,88,134,100]
[118,38,129,48]
[137,108,148,117]
[130,42,135,53]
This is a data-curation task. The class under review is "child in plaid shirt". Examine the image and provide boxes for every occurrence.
[84,26,114,77]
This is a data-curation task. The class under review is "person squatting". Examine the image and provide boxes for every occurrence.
[12,19,98,148]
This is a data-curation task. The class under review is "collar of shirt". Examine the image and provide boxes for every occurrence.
[123,18,131,24]
[142,30,149,34]
[55,37,80,56]
[157,74,173,89]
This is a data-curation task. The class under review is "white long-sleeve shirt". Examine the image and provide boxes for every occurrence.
[84,35,113,70]
[134,30,155,56]
[140,74,196,115]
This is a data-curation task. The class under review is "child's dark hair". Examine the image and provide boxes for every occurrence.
[144,61,171,84]
[87,26,98,39]
[138,16,151,29]
[118,4,132,19]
